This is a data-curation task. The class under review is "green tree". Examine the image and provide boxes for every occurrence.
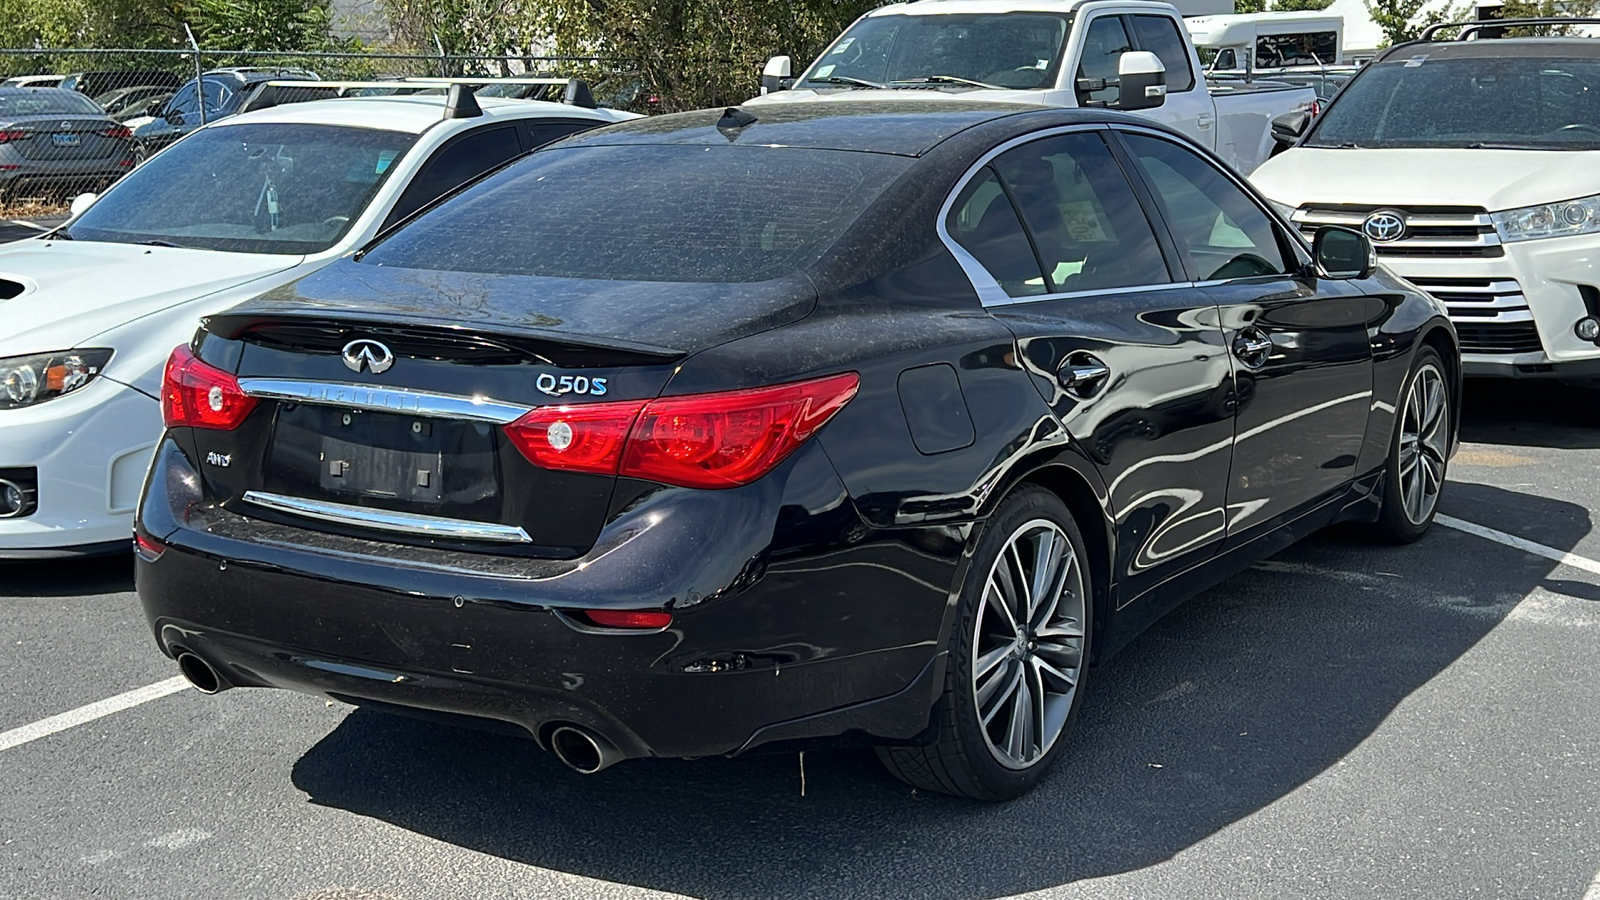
[188,0,346,52]
[1271,0,1334,10]
[1495,0,1600,34]
[1234,0,1267,12]
[1365,0,1467,45]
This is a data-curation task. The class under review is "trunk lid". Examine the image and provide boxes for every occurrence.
[195,261,817,556]
[10,114,126,161]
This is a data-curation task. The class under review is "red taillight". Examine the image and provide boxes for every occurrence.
[503,399,646,475]
[582,609,673,629]
[0,130,27,144]
[1310,99,1323,118]
[134,532,166,562]
[502,372,859,489]
[160,344,257,430]
[101,124,133,140]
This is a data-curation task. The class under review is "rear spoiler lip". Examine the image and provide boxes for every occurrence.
[201,307,687,360]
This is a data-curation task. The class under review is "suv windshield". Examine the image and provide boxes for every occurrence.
[804,13,1072,90]
[68,123,416,254]
[360,144,912,283]
[1308,55,1600,150]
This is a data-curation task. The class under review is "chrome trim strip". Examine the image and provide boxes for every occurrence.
[242,491,534,543]
[236,378,532,425]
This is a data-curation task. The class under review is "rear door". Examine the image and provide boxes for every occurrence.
[1113,127,1375,547]
[948,127,1236,603]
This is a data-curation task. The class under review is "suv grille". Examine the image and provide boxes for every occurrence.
[1293,204,1503,259]
[1453,322,1544,355]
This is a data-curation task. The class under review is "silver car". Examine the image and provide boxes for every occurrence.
[0,87,137,202]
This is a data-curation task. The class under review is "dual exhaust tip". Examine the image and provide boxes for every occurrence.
[174,652,625,775]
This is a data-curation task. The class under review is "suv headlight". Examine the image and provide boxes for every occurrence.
[1491,195,1600,242]
[0,349,114,410]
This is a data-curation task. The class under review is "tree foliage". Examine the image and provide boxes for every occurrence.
[1270,0,1334,10]
[0,0,345,51]
[1364,0,1464,45]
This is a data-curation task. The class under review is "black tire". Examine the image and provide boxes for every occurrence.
[1367,345,1451,543]
[877,485,1093,801]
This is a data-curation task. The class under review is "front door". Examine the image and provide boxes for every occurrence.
[945,127,1236,605]
[1113,128,1376,548]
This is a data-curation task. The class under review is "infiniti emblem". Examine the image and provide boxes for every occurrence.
[1362,210,1407,243]
[341,339,394,374]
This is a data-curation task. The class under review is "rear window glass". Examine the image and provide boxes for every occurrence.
[360,144,912,282]
[0,89,101,116]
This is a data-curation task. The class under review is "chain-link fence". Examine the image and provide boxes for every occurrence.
[0,47,613,218]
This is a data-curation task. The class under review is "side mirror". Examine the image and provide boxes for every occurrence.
[1272,110,1310,146]
[1116,51,1167,111]
[760,55,793,96]
[1313,226,1375,279]
[69,192,97,218]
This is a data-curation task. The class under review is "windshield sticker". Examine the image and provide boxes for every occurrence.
[831,38,855,54]
[1036,59,1050,69]
[1405,54,1428,67]
[375,150,398,174]
[815,64,836,79]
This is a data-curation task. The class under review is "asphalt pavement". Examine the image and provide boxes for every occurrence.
[0,217,64,242]
[1,379,1597,900]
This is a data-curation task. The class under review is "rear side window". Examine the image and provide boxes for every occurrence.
[991,131,1171,293]
[0,89,102,116]
[1130,16,1196,93]
[384,125,524,226]
[527,119,599,148]
[363,145,912,283]
[947,168,1047,298]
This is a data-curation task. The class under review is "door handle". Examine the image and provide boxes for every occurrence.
[1057,353,1111,398]
[1232,328,1273,368]
[1196,111,1216,130]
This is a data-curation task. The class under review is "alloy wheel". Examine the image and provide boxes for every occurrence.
[1399,362,1449,525]
[971,518,1087,770]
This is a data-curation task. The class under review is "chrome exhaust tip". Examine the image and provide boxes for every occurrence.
[175,651,229,694]
[549,725,625,774]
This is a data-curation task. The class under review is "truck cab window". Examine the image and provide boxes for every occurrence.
[1130,15,1196,92]
[1077,16,1133,107]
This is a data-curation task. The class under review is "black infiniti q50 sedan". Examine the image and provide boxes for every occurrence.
[136,102,1459,801]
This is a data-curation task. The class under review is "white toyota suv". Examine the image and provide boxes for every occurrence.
[1251,25,1600,385]
[0,88,636,557]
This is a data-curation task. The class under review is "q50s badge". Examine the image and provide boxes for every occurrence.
[536,373,608,397]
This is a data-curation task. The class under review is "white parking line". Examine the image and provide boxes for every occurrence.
[1437,514,1600,577]
[0,677,189,753]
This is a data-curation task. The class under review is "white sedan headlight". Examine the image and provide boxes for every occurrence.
[1491,195,1600,242]
[0,349,114,410]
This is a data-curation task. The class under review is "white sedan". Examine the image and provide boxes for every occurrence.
[0,89,637,557]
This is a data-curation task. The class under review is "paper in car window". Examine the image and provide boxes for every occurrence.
[376,150,398,174]
[815,64,837,79]
[1037,59,1050,69]
[831,38,855,54]
[1405,55,1428,67]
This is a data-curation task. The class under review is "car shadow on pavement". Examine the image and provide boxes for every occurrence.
[1460,377,1600,450]
[0,554,133,597]
[288,481,1587,900]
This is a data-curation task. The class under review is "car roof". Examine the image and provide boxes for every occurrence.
[562,100,1110,156]
[216,94,633,135]
[1379,36,1600,62]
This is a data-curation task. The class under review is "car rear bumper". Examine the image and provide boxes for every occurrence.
[0,377,158,556]
[135,438,960,759]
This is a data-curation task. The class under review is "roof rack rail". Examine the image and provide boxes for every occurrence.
[1419,16,1600,40]
[443,83,482,119]
[403,76,598,108]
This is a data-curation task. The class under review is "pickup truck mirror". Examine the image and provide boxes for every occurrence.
[761,56,794,96]
[1115,51,1167,112]
[1313,226,1375,279]
[68,192,98,218]
[1272,110,1310,146]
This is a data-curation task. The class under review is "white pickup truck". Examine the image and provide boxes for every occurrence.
[747,0,1315,175]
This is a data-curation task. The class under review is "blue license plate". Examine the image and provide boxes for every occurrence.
[51,133,80,147]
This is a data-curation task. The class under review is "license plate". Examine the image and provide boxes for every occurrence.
[51,133,80,147]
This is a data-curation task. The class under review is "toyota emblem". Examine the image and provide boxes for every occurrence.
[1362,210,1407,243]
[341,339,394,374]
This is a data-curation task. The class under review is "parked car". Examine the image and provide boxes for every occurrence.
[1187,11,1344,73]
[60,70,183,100]
[131,68,321,159]
[0,89,637,557]
[92,85,177,119]
[0,75,66,90]
[134,101,1459,800]
[747,0,1316,175]
[1253,20,1600,387]
[0,87,136,202]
